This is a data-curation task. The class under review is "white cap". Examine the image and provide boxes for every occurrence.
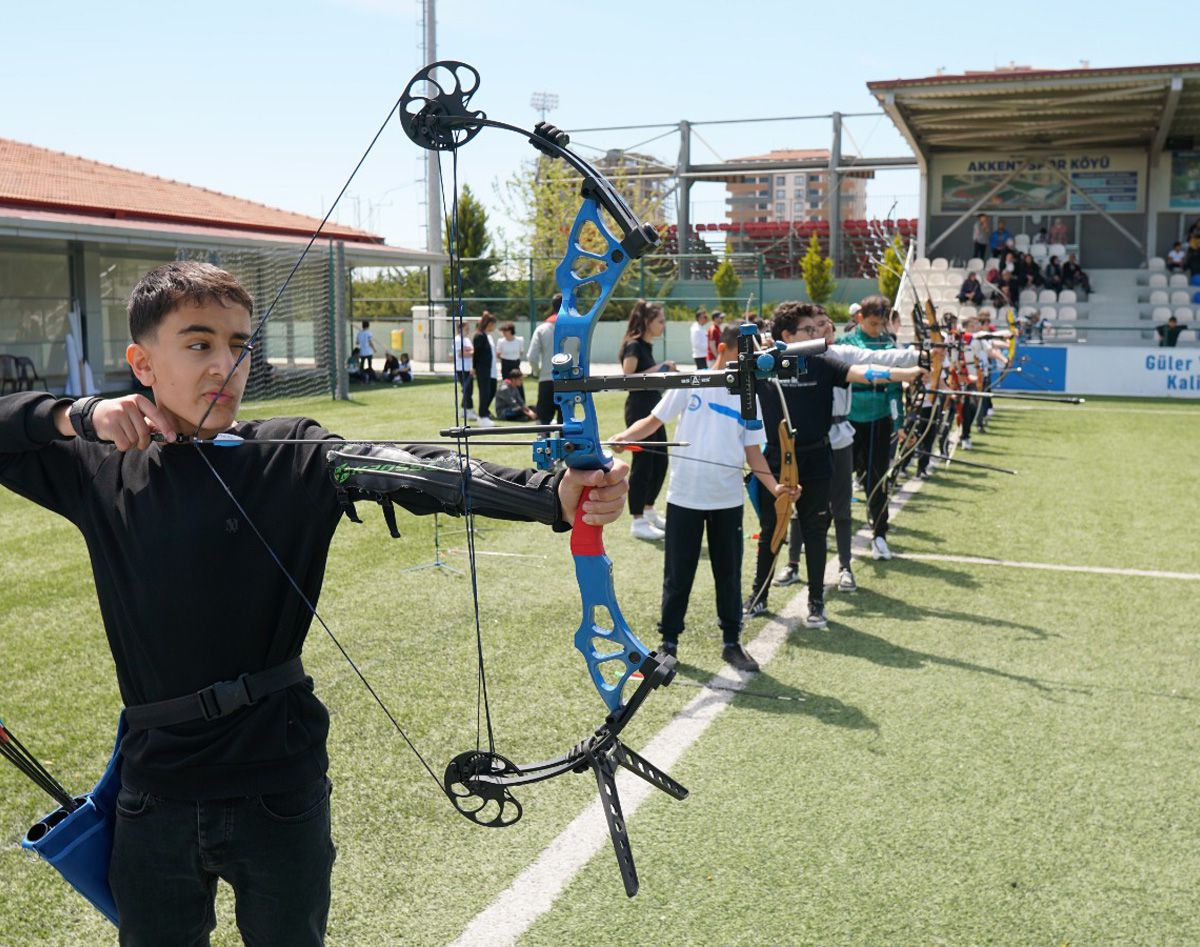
[848,303,862,316]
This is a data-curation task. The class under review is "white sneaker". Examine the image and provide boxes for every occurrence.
[630,518,665,541]
[960,437,972,450]
[871,536,892,561]
[643,508,667,530]
[475,416,495,427]
[464,409,479,421]
[837,568,857,593]
[985,408,994,417]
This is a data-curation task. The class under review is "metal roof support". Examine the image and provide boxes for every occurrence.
[1040,162,1144,256]
[925,159,1029,255]
[677,120,691,281]
[1147,77,1183,257]
[828,112,842,274]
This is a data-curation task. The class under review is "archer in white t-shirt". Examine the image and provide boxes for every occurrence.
[610,324,794,673]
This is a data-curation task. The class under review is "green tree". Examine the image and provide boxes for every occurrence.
[351,267,428,320]
[443,183,494,298]
[712,258,741,313]
[800,233,835,304]
[878,233,907,302]
[500,155,668,320]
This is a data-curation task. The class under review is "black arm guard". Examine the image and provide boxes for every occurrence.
[326,444,568,534]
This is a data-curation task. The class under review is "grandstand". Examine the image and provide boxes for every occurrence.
[864,63,1200,393]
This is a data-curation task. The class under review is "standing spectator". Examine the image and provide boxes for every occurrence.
[689,308,710,368]
[1062,253,1091,294]
[471,312,498,424]
[957,272,984,305]
[971,214,990,261]
[611,324,785,671]
[525,293,562,424]
[1049,217,1069,244]
[452,322,475,419]
[1188,232,1200,276]
[989,219,1011,258]
[355,320,377,375]
[495,369,538,420]
[620,299,675,540]
[496,322,525,383]
[1157,316,1183,348]
[1043,255,1064,292]
[1166,242,1188,273]
[706,310,724,365]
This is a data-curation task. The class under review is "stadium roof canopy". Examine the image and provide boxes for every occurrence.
[867,63,1200,155]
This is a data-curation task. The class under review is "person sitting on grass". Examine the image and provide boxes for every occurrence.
[610,323,792,672]
[382,351,400,381]
[0,260,631,946]
[495,368,537,420]
[396,352,413,384]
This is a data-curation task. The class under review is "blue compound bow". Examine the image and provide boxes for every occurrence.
[401,60,831,896]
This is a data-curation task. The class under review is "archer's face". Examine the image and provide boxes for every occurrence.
[859,315,886,338]
[126,301,252,437]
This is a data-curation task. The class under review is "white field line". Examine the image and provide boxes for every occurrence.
[895,552,1200,581]
[449,444,934,946]
[999,403,1199,415]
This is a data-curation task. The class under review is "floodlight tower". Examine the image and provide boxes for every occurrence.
[530,92,559,122]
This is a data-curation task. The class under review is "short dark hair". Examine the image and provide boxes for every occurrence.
[858,295,891,320]
[361,320,370,329]
[550,293,563,314]
[500,321,516,333]
[720,325,741,348]
[128,261,253,343]
[506,368,523,379]
[771,301,825,339]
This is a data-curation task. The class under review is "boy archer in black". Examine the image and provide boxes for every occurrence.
[0,261,629,945]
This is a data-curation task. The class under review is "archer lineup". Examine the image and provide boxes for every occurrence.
[0,60,1081,943]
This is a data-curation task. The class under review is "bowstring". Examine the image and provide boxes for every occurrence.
[179,97,456,803]
[437,148,497,757]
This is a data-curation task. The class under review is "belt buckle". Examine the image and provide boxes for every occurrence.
[198,673,253,721]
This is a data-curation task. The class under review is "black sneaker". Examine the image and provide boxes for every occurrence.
[805,600,828,629]
[721,643,760,673]
[743,597,767,618]
[658,639,677,658]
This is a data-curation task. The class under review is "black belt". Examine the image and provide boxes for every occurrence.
[831,415,848,424]
[125,657,308,730]
[794,436,830,452]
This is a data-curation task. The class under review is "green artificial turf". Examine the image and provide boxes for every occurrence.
[0,386,1196,945]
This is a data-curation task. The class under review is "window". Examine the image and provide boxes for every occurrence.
[0,246,73,378]
[775,203,786,217]
[775,189,785,200]
[775,175,785,185]
[808,174,820,183]
[99,253,173,372]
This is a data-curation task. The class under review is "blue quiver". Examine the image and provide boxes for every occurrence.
[21,714,125,927]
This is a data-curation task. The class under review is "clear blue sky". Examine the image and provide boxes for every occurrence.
[5,0,1192,253]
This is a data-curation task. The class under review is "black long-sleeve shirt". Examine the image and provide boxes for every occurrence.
[0,393,561,799]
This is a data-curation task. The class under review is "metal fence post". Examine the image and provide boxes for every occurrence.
[333,241,349,400]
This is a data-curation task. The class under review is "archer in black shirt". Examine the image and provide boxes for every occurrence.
[0,261,629,944]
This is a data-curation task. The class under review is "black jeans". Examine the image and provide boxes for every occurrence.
[626,424,668,514]
[852,418,893,538]
[476,376,496,418]
[752,476,832,609]
[659,503,744,644]
[110,777,335,946]
[457,370,474,410]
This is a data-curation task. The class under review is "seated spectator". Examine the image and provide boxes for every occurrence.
[957,272,985,305]
[1049,217,1068,244]
[1043,255,1064,292]
[992,270,1016,307]
[382,351,400,381]
[1031,226,1048,246]
[1062,253,1091,294]
[396,352,413,384]
[495,369,537,420]
[1020,253,1044,288]
[1022,309,1045,342]
[1157,316,1183,348]
[382,351,413,384]
[989,219,1011,257]
[1167,241,1188,273]
[347,347,365,381]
